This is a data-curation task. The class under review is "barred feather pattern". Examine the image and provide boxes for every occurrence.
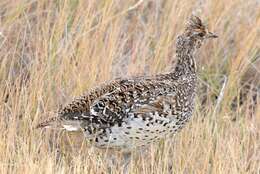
[37,16,216,150]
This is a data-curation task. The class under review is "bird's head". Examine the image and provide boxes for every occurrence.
[184,15,217,48]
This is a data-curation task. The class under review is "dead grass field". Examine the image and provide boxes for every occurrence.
[0,0,259,173]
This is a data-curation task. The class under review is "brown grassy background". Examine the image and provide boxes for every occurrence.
[0,0,259,173]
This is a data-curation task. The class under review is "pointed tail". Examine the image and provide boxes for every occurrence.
[35,116,62,129]
[36,116,81,131]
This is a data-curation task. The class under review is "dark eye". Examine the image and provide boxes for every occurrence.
[198,33,204,37]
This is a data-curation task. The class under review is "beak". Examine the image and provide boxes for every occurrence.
[206,32,218,38]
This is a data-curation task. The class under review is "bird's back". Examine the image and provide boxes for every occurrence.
[37,15,217,150]
[38,73,196,150]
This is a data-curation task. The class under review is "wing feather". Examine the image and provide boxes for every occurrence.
[37,77,177,131]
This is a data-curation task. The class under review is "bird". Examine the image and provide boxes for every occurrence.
[37,15,217,168]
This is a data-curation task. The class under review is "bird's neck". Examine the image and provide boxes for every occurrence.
[172,35,197,77]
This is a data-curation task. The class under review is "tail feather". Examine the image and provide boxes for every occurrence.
[36,116,62,129]
[36,116,82,131]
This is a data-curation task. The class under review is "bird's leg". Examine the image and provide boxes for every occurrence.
[122,152,132,174]
[106,154,117,174]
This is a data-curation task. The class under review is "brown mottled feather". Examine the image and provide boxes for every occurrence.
[36,116,61,129]
[37,16,217,150]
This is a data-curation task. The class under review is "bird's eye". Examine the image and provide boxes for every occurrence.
[198,33,204,37]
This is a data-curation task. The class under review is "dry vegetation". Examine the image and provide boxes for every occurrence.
[0,0,259,173]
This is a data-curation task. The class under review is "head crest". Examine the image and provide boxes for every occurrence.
[186,15,206,32]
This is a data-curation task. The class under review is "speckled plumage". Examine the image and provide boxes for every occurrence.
[37,16,217,151]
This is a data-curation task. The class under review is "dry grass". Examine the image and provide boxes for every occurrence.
[0,0,259,173]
